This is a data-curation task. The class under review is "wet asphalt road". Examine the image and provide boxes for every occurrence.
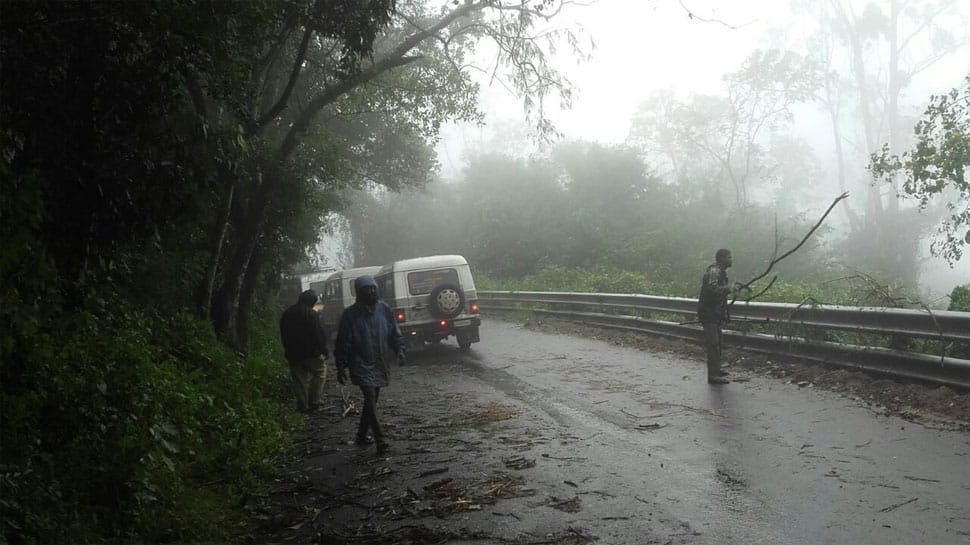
[407,318,970,544]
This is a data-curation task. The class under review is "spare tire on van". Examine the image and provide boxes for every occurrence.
[429,283,465,318]
[374,255,481,352]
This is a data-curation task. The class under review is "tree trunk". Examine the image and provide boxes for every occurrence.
[197,178,235,320]
[212,206,260,347]
[233,243,263,355]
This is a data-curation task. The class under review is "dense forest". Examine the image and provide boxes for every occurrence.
[1,1,967,543]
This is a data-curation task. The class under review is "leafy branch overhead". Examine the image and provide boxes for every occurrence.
[177,0,587,349]
[0,0,588,355]
[870,74,970,265]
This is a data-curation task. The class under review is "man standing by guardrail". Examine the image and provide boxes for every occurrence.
[698,249,740,385]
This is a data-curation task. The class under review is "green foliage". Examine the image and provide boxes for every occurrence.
[348,139,839,297]
[946,284,970,358]
[479,266,873,308]
[949,284,970,312]
[0,303,293,544]
[1,2,207,286]
[480,265,673,296]
[3,1,587,542]
[871,74,970,264]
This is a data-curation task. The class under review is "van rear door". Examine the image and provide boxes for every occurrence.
[405,267,463,322]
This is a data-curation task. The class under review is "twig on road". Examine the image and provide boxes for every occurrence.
[879,497,918,513]
[620,408,645,419]
[418,467,449,478]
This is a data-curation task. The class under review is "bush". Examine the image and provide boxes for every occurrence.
[946,284,970,358]
[478,265,929,310]
[949,284,970,312]
[0,301,294,544]
[481,265,681,297]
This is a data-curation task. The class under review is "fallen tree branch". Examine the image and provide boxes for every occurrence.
[822,269,950,364]
[733,192,849,306]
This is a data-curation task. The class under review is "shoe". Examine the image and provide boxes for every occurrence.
[707,376,730,385]
[375,442,391,456]
[354,435,374,446]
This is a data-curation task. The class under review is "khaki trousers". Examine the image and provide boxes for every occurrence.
[289,356,327,412]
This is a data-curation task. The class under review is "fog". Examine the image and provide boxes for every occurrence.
[325,0,969,303]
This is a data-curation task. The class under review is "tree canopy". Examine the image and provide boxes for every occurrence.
[871,73,970,264]
[0,2,585,542]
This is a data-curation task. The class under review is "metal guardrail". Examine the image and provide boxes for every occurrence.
[478,290,970,390]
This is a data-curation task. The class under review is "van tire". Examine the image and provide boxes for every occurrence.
[429,283,464,318]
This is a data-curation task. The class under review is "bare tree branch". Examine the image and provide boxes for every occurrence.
[677,0,756,30]
[733,191,850,304]
[822,270,950,363]
[251,24,314,135]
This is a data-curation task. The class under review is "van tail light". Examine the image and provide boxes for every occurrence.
[469,301,479,313]
[439,320,448,328]
[395,311,406,323]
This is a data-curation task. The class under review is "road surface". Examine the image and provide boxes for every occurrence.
[251,318,970,545]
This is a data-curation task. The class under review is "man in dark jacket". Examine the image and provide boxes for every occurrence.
[334,275,405,456]
[697,249,737,385]
[280,289,329,412]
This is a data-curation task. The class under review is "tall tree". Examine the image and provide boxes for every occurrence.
[627,49,820,208]
[191,0,582,350]
[2,0,584,352]
[871,74,970,264]
[796,0,970,286]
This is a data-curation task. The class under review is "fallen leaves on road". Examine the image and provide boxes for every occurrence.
[315,523,487,545]
[543,495,582,513]
[504,456,537,469]
[450,403,518,426]
[383,472,537,520]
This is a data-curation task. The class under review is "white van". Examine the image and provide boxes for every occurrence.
[374,255,481,352]
[280,269,335,308]
[310,265,382,336]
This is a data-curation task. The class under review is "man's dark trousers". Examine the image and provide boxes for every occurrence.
[702,321,723,377]
[357,386,384,444]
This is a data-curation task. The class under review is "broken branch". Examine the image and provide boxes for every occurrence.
[733,192,849,306]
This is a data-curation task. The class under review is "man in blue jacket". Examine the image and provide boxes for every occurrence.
[280,289,329,412]
[334,275,405,455]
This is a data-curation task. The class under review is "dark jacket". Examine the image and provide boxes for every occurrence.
[279,303,329,363]
[697,263,730,324]
[334,301,404,387]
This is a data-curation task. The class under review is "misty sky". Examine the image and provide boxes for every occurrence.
[429,0,969,294]
[438,0,967,171]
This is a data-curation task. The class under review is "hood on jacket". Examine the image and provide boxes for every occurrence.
[354,275,377,291]
[298,289,318,306]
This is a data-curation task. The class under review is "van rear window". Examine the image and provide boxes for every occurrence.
[376,275,394,299]
[407,268,459,295]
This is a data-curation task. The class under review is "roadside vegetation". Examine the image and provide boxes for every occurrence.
[1,1,578,543]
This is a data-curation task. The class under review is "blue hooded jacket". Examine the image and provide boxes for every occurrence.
[334,275,405,387]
